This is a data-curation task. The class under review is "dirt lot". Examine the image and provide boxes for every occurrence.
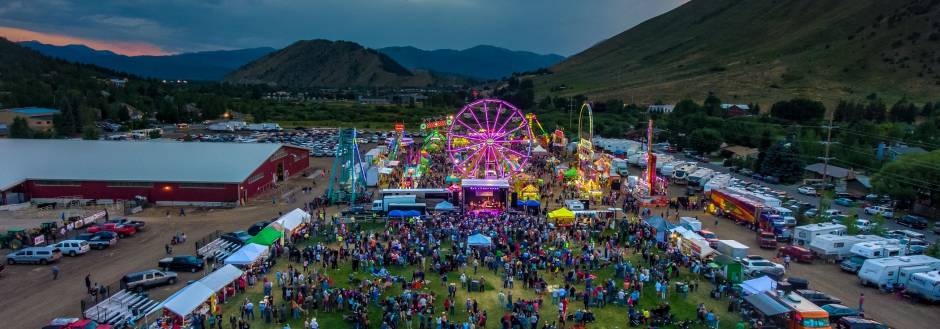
[668,200,936,329]
[0,157,337,328]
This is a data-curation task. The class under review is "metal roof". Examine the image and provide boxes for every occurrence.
[3,107,61,116]
[0,139,296,190]
[805,163,853,179]
[744,293,790,316]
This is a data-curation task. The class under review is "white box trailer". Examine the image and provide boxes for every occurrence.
[794,223,847,246]
[907,270,940,302]
[715,240,749,259]
[858,255,940,288]
[808,234,886,261]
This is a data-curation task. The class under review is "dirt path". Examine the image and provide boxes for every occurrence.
[0,158,337,328]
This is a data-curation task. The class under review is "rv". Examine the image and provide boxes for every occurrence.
[793,223,847,246]
[703,174,733,193]
[840,240,903,273]
[907,270,940,302]
[808,234,885,261]
[660,161,682,178]
[672,163,698,183]
[687,168,716,187]
[857,255,940,288]
[655,155,675,173]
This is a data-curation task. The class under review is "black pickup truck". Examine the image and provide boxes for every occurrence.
[106,218,146,231]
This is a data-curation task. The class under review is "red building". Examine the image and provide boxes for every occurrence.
[0,139,309,206]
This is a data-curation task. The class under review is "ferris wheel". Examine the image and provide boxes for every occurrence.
[447,98,533,179]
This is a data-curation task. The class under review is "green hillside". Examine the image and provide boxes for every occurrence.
[536,0,940,107]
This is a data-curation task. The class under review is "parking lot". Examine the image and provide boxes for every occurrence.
[0,157,335,328]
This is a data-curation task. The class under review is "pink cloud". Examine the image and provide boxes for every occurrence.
[0,26,171,56]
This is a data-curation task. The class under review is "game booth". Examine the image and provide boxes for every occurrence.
[461,179,510,216]
[548,207,576,226]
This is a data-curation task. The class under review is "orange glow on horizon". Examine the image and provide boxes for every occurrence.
[0,26,171,56]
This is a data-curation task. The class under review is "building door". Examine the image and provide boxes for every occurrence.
[276,163,285,181]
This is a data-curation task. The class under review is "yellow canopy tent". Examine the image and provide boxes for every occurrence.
[520,184,540,201]
[548,208,575,226]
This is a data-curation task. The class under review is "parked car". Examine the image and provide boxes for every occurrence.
[778,245,814,263]
[758,232,778,249]
[864,206,894,218]
[121,269,178,292]
[246,221,271,236]
[6,246,62,265]
[740,258,785,276]
[896,214,928,229]
[834,198,856,207]
[933,221,940,234]
[46,318,113,329]
[797,289,843,305]
[105,218,146,231]
[803,208,818,218]
[86,223,137,238]
[158,255,204,272]
[821,304,859,322]
[221,231,253,245]
[52,240,90,256]
[75,232,117,250]
[835,316,887,329]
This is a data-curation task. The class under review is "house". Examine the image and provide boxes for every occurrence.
[721,145,759,160]
[888,145,927,160]
[107,78,127,88]
[0,107,61,132]
[805,163,862,192]
[647,104,676,113]
[720,104,751,116]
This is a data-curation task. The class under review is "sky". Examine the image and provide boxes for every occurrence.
[0,0,688,56]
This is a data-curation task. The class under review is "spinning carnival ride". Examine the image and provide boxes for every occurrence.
[447,98,534,180]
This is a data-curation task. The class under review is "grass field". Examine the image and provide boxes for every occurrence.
[217,222,743,329]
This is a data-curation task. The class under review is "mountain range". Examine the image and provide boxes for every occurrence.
[19,40,564,82]
[224,39,443,88]
[378,45,564,80]
[537,0,940,106]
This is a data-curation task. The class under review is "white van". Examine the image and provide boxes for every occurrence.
[858,255,940,288]
[907,270,940,302]
[52,240,90,256]
[564,200,585,211]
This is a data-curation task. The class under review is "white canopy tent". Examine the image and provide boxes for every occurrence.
[224,243,269,265]
[162,282,214,317]
[741,276,778,296]
[272,208,310,232]
[198,264,244,291]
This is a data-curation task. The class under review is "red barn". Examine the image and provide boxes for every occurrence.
[0,139,309,207]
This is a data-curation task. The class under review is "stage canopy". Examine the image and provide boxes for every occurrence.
[467,233,493,247]
[247,227,283,246]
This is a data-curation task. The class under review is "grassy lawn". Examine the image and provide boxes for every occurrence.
[218,222,742,328]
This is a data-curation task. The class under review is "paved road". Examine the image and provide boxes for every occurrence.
[673,154,938,242]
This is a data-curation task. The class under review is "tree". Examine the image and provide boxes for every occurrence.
[770,98,826,123]
[872,150,940,206]
[81,125,100,140]
[889,100,918,123]
[9,117,32,138]
[760,139,806,183]
[703,93,722,116]
[688,128,723,154]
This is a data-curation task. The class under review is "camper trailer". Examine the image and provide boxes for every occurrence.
[660,161,683,178]
[703,174,733,193]
[840,240,903,273]
[793,223,847,246]
[907,270,940,302]
[672,163,698,183]
[687,168,716,187]
[808,234,885,261]
[858,255,940,288]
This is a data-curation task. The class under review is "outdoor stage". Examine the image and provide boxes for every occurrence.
[460,179,510,216]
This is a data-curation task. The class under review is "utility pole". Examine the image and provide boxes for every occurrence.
[818,117,836,209]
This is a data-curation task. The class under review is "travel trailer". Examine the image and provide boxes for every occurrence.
[808,234,885,261]
[793,223,847,246]
[858,255,940,288]
[840,240,903,273]
[907,270,940,302]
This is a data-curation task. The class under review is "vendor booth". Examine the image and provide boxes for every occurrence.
[270,208,310,242]
[548,208,576,226]
[643,216,674,242]
[434,201,456,212]
[223,243,270,266]
[467,233,493,247]
[519,184,540,201]
[669,226,716,259]
[158,281,215,327]
[246,226,283,246]
[740,276,777,296]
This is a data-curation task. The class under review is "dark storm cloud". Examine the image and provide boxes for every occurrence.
[0,0,687,55]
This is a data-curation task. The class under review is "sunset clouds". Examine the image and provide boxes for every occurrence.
[0,26,169,56]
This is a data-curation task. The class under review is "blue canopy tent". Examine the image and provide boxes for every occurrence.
[515,200,541,207]
[389,210,406,217]
[644,216,675,242]
[435,201,456,212]
[404,210,422,217]
[467,233,493,247]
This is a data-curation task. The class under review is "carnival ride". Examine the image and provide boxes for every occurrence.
[574,103,603,200]
[633,119,670,207]
[551,128,568,148]
[446,98,534,180]
[327,128,368,204]
[525,113,550,148]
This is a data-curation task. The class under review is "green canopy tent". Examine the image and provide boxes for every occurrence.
[247,226,284,246]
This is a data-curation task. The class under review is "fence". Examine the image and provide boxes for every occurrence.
[193,230,223,254]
